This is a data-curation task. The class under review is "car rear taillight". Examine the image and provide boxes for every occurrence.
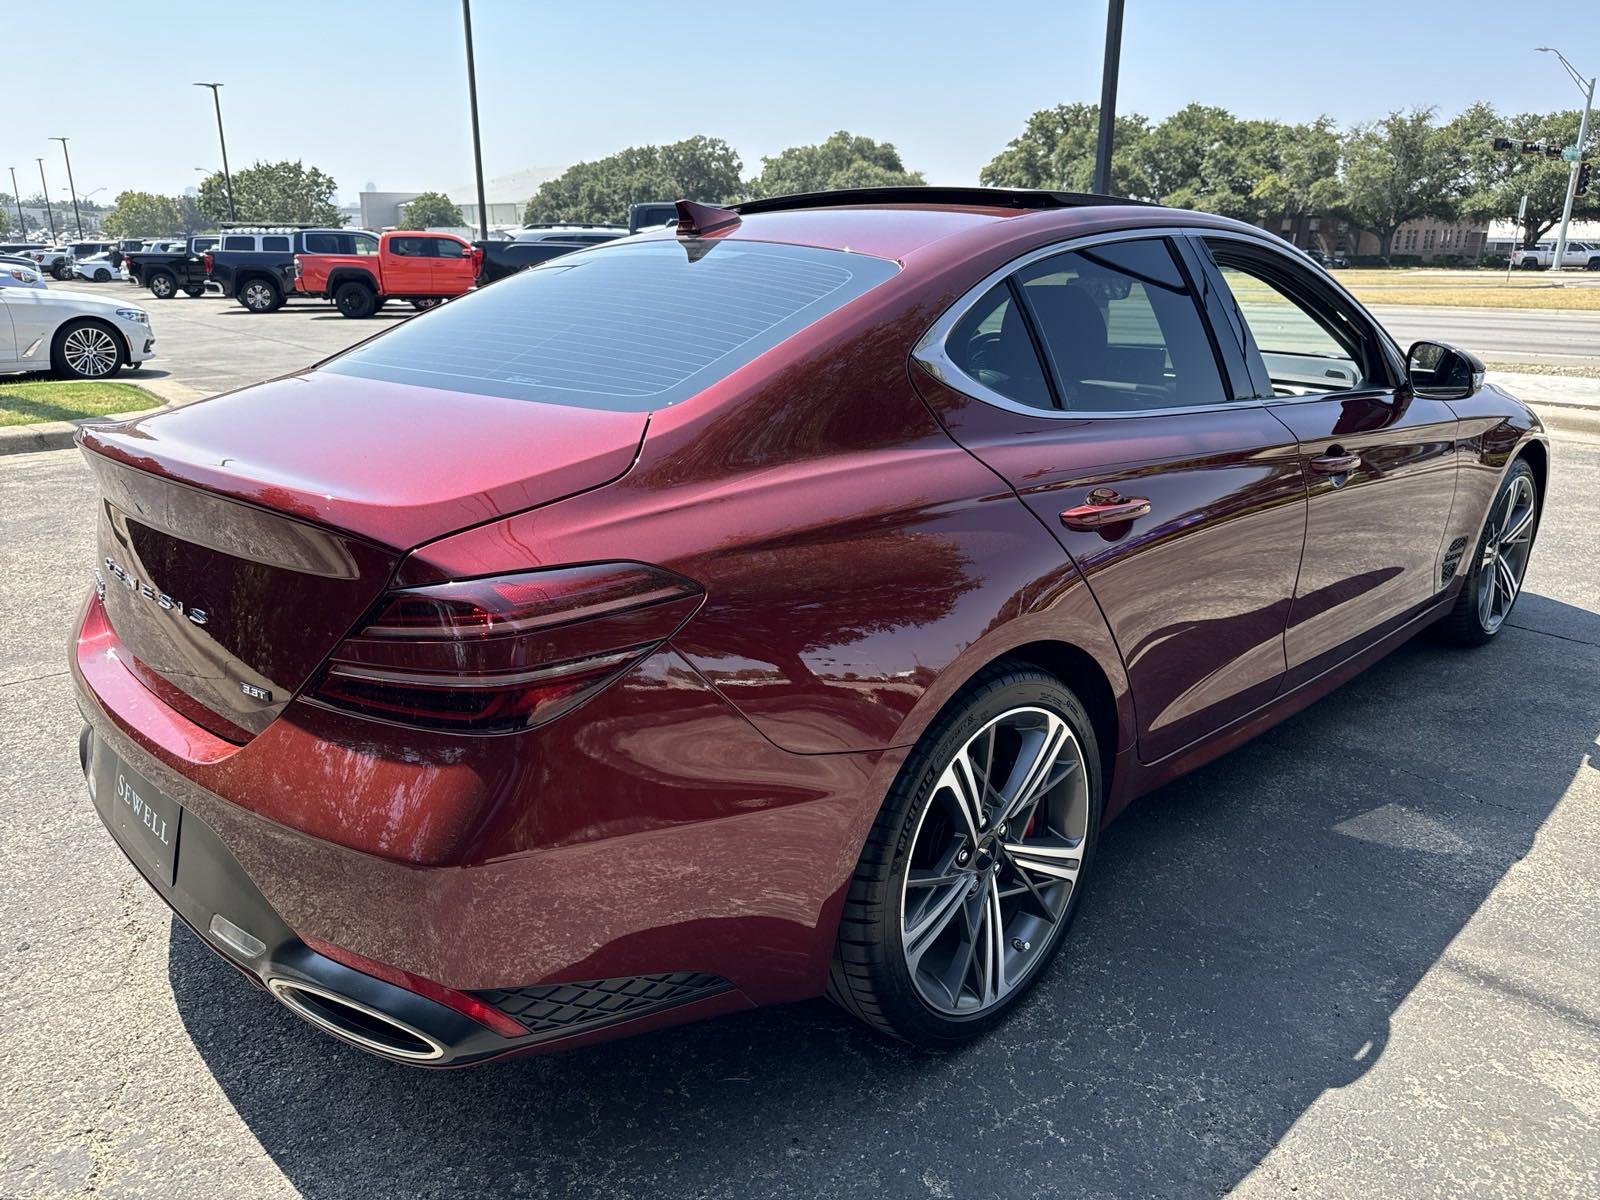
[308,562,703,733]
[202,252,214,275]
[292,254,303,278]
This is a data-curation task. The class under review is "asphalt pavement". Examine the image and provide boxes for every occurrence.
[1,421,1597,1198]
[1366,304,1600,368]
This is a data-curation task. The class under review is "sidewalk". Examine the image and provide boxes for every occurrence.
[1487,371,1600,438]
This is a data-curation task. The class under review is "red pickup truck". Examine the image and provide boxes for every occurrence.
[293,231,482,318]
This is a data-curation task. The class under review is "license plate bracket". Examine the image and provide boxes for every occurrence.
[98,754,182,887]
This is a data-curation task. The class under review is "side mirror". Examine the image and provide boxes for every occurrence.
[1406,340,1484,400]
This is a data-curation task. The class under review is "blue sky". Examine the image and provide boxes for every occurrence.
[8,0,1597,205]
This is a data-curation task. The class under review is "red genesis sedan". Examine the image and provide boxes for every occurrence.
[71,188,1547,1066]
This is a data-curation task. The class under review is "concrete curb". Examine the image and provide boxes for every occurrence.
[0,375,207,458]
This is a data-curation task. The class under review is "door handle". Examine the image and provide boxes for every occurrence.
[1060,489,1152,531]
[1309,449,1362,476]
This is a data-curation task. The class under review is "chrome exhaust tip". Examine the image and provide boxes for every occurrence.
[267,978,446,1062]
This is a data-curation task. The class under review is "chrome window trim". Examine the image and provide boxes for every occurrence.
[912,224,1402,420]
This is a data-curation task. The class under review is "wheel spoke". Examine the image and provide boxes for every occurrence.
[1501,504,1535,547]
[1000,715,1072,824]
[1479,553,1497,624]
[1495,557,1519,610]
[936,747,986,842]
[980,874,1005,1006]
[1004,836,1084,885]
[903,878,969,969]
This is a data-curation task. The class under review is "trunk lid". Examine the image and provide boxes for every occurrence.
[80,371,649,738]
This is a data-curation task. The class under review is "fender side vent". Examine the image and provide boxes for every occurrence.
[1442,535,1469,586]
[476,971,732,1040]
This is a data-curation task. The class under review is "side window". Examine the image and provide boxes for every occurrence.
[1205,241,1370,395]
[354,235,379,256]
[222,235,254,251]
[944,282,1054,411]
[303,233,334,253]
[261,235,291,252]
[432,238,465,258]
[192,238,219,252]
[390,237,425,257]
[1017,239,1227,412]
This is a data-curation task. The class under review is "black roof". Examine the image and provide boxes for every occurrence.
[733,186,1150,216]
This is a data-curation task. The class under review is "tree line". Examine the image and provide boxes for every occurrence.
[77,103,1594,255]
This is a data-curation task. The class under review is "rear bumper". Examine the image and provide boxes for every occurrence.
[70,590,891,1061]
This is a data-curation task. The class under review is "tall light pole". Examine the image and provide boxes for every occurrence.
[194,82,237,220]
[1092,0,1126,196]
[35,158,55,243]
[1537,47,1595,272]
[49,137,83,237]
[462,0,489,241]
[7,167,23,236]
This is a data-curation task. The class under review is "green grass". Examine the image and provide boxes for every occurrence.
[0,378,156,428]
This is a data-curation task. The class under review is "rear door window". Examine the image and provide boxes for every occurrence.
[431,238,465,258]
[323,239,899,411]
[1015,238,1228,412]
[262,235,291,252]
[222,236,254,251]
[390,237,426,257]
[944,282,1054,410]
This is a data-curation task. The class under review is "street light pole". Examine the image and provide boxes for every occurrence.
[1538,47,1595,273]
[1092,0,1126,196]
[49,137,83,238]
[462,0,490,241]
[194,83,237,220]
[7,167,24,236]
[35,158,55,243]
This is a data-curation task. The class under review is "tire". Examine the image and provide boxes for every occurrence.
[334,281,377,319]
[1437,458,1540,647]
[148,271,177,299]
[183,286,206,298]
[50,263,68,280]
[93,268,111,282]
[238,279,282,313]
[827,663,1103,1046]
[1520,259,1541,270]
[411,298,441,311]
[50,318,124,380]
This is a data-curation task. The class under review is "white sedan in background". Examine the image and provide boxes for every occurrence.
[72,254,121,283]
[0,285,155,379]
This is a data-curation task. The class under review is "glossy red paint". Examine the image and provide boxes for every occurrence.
[70,193,1548,1064]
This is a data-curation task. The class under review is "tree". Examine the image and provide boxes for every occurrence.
[1447,103,1598,248]
[176,194,206,234]
[0,207,9,235]
[1336,108,1461,259]
[197,160,343,226]
[102,191,182,238]
[1132,104,1288,220]
[746,131,923,198]
[525,136,743,225]
[402,191,464,228]
[980,102,1151,197]
[1250,116,1344,223]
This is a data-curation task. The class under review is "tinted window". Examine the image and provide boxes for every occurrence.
[944,282,1054,410]
[432,238,465,258]
[354,234,378,256]
[192,238,219,251]
[390,237,426,257]
[323,240,898,411]
[1205,241,1368,395]
[1017,239,1226,412]
[303,233,341,254]
[262,235,291,252]
[222,236,254,251]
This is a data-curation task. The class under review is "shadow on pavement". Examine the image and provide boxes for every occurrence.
[170,595,1599,1199]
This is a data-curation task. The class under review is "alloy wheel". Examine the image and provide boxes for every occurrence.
[900,705,1089,1016]
[150,275,173,297]
[62,326,119,378]
[1477,473,1536,633]
[244,282,274,310]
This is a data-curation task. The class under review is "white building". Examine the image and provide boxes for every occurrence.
[358,166,563,234]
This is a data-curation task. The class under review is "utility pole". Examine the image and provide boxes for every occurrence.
[49,137,83,238]
[194,83,237,220]
[7,167,24,236]
[35,158,55,243]
[1537,47,1594,272]
[1093,0,1126,196]
[462,0,490,241]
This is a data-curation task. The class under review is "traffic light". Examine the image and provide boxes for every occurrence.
[1580,161,1593,197]
[1522,141,1544,154]
[1492,137,1516,152]
[1545,144,1565,159]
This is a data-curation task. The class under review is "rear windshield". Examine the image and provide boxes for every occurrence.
[320,239,899,411]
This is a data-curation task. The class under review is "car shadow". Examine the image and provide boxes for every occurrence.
[168,594,1598,1199]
